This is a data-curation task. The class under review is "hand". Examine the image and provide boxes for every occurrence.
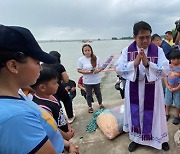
[66,128,75,139]
[65,87,69,92]
[71,87,76,92]
[68,125,75,134]
[134,52,141,67]
[167,85,175,92]
[93,69,99,74]
[68,142,80,154]
[167,85,171,90]
[139,48,149,67]
[93,68,103,74]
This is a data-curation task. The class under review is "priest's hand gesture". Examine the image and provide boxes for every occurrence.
[134,51,141,68]
[139,48,149,68]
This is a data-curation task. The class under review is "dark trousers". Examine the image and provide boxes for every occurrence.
[84,83,102,107]
[54,84,73,118]
[81,89,94,102]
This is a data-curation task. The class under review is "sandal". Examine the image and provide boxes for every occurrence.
[88,107,93,113]
[99,104,105,109]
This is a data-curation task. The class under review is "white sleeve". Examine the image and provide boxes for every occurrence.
[114,47,137,82]
[145,47,169,82]
[77,58,83,69]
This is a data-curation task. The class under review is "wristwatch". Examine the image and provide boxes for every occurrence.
[145,61,149,68]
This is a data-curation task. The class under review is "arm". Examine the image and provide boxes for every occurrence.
[164,76,169,87]
[93,67,103,74]
[163,76,173,91]
[114,47,139,82]
[93,57,104,74]
[70,80,76,92]
[64,140,80,154]
[77,69,93,74]
[78,84,86,91]
[59,129,74,141]
[61,72,69,83]
[172,84,180,92]
[0,115,57,154]
[70,87,76,92]
[145,47,169,82]
[36,139,56,154]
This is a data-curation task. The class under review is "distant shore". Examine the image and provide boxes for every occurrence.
[38,37,134,43]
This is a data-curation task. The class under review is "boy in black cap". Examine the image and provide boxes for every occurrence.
[0,25,79,154]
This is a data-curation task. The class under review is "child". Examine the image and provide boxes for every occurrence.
[31,67,75,141]
[43,51,75,123]
[0,25,63,153]
[62,79,77,101]
[78,76,94,103]
[164,48,180,125]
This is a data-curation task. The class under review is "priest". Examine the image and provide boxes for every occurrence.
[115,21,170,152]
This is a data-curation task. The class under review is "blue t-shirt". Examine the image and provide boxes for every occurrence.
[0,94,64,154]
[167,64,180,88]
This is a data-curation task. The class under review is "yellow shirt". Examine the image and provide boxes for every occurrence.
[166,39,175,46]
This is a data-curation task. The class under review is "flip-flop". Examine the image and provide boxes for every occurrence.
[99,104,105,109]
[88,107,93,113]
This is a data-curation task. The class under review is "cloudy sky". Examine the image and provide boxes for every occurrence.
[0,0,179,40]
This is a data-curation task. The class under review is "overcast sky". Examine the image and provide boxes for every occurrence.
[0,0,180,40]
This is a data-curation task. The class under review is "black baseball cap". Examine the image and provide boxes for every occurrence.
[0,25,56,64]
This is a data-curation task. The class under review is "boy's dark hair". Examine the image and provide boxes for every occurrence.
[151,34,161,41]
[0,50,27,68]
[31,67,58,89]
[133,21,152,36]
[169,48,180,59]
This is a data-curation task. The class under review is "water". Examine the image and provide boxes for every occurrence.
[40,40,132,104]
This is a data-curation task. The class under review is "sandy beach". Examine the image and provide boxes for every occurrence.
[70,99,179,154]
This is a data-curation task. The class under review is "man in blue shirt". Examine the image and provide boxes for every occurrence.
[152,34,172,60]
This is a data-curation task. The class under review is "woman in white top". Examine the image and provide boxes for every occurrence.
[77,44,105,113]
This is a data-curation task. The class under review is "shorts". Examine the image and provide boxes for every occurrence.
[165,88,180,108]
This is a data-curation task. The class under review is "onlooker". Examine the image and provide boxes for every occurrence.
[31,67,75,141]
[77,44,104,113]
[151,34,172,95]
[115,21,169,152]
[151,33,172,60]
[164,49,180,125]
[0,25,64,153]
[62,79,76,101]
[175,32,180,46]
[114,75,126,99]
[42,51,75,124]
[174,19,180,46]
[78,76,94,103]
[165,31,175,46]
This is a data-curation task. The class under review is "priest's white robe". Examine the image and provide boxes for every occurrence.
[115,45,169,150]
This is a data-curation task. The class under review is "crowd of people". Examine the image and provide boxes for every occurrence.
[0,20,179,153]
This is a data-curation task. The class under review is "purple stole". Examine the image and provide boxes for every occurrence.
[127,41,158,141]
